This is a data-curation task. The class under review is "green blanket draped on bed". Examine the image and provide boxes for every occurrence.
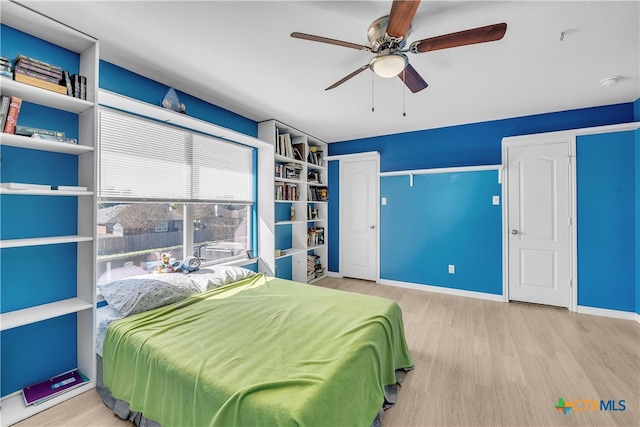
[103,274,413,427]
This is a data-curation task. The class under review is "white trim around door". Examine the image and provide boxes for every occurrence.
[326,152,380,282]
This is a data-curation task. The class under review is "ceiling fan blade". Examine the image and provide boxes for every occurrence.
[325,64,370,91]
[398,63,428,93]
[411,22,507,53]
[291,32,371,52]
[387,0,421,38]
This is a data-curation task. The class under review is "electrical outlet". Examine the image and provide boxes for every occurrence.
[448,264,455,274]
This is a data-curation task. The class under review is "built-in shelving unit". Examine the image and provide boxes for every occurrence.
[258,120,327,283]
[0,1,98,425]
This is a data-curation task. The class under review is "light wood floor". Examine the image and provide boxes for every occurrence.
[14,276,639,426]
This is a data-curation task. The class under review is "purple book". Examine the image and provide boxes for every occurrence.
[22,369,88,406]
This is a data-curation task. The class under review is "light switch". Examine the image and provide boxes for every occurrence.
[381,197,387,205]
[448,265,455,274]
[492,195,500,205]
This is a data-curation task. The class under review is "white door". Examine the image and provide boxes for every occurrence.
[506,141,571,308]
[341,158,378,281]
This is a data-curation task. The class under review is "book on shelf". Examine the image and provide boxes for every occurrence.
[14,72,68,95]
[0,182,51,190]
[1,56,12,78]
[15,125,65,138]
[307,254,324,279]
[22,369,89,406]
[307,149,323,166]
[308,185,328,202]
[293,143,305,161]
[28,134,78,145]
[62,70,73,96]
[275,162,303,180]
[0,95,11,132]
[307,227,325,247]
[14,66,63,84]
[52,185,87,191]
[14,57,63,80]
[275,182,299,201]
[277,133,293,158]
[70,74,87,100]
[307,170,321,184]
[14,54,63,74]
[307,205,319,220]
[2,96,22,134]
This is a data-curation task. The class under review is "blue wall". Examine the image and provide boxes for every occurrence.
[576,131,636,311]
[329,104,634,172]
[380,170,502,294]
[328,102,637,312]
[636,128,640,315]
[99,61,258,138]
[0,24,83,396]
[327,161,340,272]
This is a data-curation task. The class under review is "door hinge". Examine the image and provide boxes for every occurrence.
[569,279,573,288]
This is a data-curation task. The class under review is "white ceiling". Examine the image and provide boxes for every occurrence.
[16,0,640,143]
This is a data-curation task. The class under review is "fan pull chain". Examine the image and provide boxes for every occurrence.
[371,72,375,112]
[402,68,406,117]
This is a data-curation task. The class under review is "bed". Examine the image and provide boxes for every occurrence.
[96,267,413,426]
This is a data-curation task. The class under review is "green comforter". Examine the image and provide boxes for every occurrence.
[103,274,413,426]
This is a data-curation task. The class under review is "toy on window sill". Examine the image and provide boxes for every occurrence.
[158,252,181,273]
[179,256,201,274]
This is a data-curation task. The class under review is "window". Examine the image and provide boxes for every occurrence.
[97,108,255,284]
[193,204,250,263]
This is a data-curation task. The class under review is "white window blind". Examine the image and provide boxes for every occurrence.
[99,107,254,203]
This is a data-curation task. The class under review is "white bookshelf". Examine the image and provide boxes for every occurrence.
[0,2,98,425]
[258,120,328,283]
[0,235,93,249]
[1,298,93,331]
[0,132,94,154]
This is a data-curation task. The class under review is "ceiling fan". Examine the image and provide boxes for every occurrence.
[291,0,507,93]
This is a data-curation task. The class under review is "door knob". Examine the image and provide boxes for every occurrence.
[370,225,375,229]
[511,229,518,235]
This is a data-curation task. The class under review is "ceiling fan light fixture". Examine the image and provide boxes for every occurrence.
[370,53,407,78]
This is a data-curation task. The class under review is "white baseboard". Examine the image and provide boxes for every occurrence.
[327,271,342,278]
[379,279,505,302]
[576,305,638,321]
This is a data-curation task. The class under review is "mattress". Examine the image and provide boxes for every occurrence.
[99,274,413,426]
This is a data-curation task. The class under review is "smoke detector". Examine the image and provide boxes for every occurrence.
[599,76,621,87]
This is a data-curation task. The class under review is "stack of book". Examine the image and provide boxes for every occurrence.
[307,227,325,247]
[11,55,87,99]
[13,55,67,95]
[307,170,321,184]
[275,182,299,201]
[0,56,12,78]
[307,254,324,280]
[275,163,303,180]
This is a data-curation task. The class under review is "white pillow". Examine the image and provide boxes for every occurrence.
[98,273,202,317]
[188,266,257,291]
